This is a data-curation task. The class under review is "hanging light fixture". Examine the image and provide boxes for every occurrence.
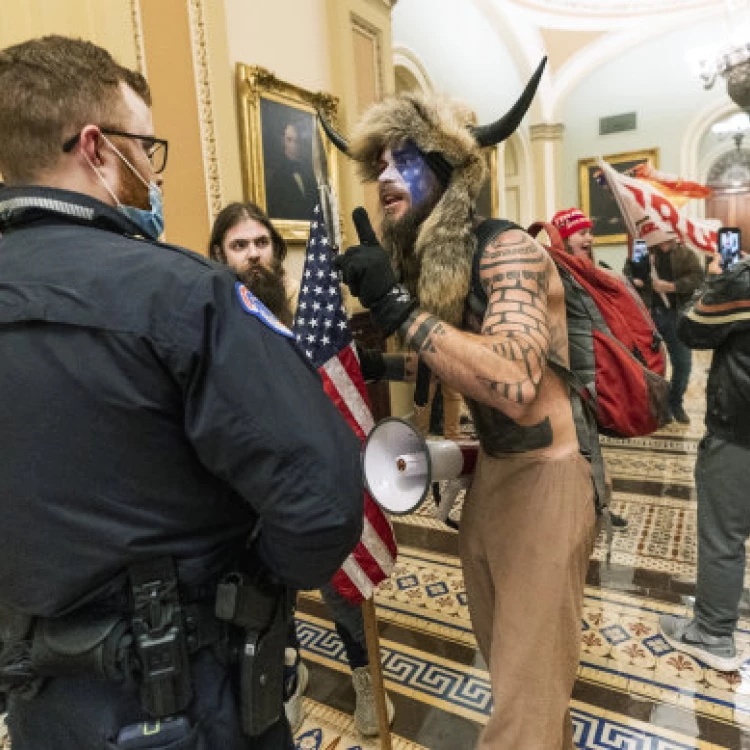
[693,2,750,110]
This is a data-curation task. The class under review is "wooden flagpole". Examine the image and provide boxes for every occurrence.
[362,596,392,750]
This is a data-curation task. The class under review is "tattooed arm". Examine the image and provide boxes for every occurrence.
[398,228,551,421]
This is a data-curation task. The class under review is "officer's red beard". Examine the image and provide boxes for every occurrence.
[238,262,294,328]
[115,151,151,210]
[380,190,440,300]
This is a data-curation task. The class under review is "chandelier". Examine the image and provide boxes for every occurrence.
[698,43,750,110]
[692,2,750,107]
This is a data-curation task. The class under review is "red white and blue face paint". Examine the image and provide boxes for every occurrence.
[378,143,437,220]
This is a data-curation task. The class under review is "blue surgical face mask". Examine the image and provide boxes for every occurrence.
[118,181,164,241]
[87,135,165,240]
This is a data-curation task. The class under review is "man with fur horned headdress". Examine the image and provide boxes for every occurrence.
[322,60,597,749]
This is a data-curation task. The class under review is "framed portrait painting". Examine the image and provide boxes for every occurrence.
[578,149,659,245]
[236,64,340,242]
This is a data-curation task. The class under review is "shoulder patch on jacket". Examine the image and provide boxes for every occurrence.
[235,282,295,339]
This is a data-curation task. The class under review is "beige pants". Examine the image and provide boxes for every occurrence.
[413,381,464,440]
[459,450,596,750]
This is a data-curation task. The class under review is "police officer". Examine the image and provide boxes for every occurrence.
[0,36,363,749]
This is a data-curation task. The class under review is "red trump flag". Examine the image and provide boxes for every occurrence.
[597,158,718,256]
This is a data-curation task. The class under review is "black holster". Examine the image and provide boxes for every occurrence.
[129,557,193,718]
[214,571,292,737]
[0,605,133,706]
[31,611,132,681]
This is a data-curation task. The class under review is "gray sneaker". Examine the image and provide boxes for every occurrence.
[659,615,744,672]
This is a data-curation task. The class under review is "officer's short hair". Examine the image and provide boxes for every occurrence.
[0,35,151,184]
[208,202,288,266]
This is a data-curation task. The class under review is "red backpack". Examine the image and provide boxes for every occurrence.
[472,219,670,438]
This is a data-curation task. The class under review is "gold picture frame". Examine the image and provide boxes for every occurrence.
[579,149,659,245]
[476,148,500,219]
[236,63,340,242]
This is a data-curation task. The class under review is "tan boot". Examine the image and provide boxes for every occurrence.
[442,386,464,441]
[352,665,395,737]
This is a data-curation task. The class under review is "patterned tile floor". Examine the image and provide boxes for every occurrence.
[292,352,750,748]
[1,355,744,750]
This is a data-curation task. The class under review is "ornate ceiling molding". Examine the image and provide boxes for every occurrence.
[187,0,223,219]
[515,0,715,15]
[503,0,722,31]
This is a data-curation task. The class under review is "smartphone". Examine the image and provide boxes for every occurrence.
[631,239,648,264]
[718,227,741,271]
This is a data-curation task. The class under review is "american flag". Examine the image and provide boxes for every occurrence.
[293,203,397,604]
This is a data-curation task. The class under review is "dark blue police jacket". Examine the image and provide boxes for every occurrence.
[0,186,363,617]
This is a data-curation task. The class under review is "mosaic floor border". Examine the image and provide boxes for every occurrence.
[296,611,734,748]
[313,547,750,733]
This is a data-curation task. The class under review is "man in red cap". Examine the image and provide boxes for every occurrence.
[551,207,630,532]
[552,207,594,261]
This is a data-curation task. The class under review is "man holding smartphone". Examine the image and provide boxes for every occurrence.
[625,235,704,424]
[660,250,750,671]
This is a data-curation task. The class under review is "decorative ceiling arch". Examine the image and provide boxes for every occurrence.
[472,0,551,121]
[393,45,433,93]
[470,0,728,122]
[682,98,738,179]
[505,0,725,29]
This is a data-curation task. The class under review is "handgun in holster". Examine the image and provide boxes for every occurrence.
[214,570,292,737]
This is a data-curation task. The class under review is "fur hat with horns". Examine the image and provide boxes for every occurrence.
[320,58,546,327]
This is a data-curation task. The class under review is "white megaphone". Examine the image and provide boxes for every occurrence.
[363,417,478,518]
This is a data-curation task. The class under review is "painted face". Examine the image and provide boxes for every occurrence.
[377,143,438,222]
[566,227,594,260]
[221,218,274,274]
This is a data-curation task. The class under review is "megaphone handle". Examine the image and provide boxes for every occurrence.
[414,361,431,407]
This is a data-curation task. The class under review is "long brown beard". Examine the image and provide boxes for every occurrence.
[239,263,293,327]
[380,198,437,299]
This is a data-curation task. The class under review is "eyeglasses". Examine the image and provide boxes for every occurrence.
[62,127,169,174]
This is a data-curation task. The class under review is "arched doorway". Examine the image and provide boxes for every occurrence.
[706,149,750,252]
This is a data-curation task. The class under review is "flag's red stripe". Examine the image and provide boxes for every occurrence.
[331,566,365,602]
[365,492,398,558]
[350,535,388,584]
[339,344,373,411]
[319,364,367,443]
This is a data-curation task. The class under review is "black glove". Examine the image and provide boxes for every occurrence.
[334,207,417,335]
